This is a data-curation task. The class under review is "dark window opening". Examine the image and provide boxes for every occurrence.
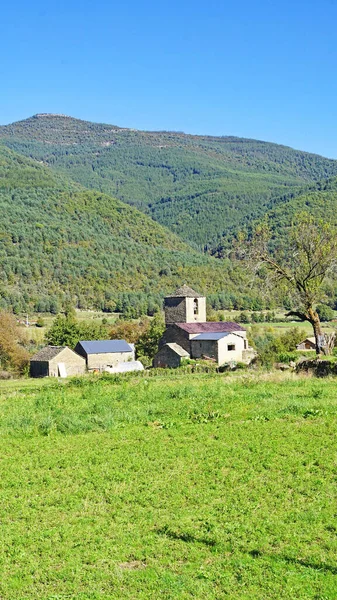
[193,298,198,315]
[228,344,235,351]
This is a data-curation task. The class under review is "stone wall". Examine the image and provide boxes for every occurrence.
[49,347,86,377]
[159,325,190,353]
[164,297,187,325]
[191,339,218,362]
[87,350,134,371]
[153,346,183,368]
[164,296,206,324]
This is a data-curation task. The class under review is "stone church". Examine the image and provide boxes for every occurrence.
[153,285,255,368]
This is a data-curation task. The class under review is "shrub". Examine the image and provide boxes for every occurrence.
[316,304,335,322]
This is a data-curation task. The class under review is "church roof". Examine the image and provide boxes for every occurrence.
[167,284,203,298]
[175,322,245,334]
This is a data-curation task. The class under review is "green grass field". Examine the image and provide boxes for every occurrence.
[1,372,337,599]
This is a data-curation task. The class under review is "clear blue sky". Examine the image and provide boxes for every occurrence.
[1,0,337,157]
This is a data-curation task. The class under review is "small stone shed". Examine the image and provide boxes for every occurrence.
[296,337,316,351]
[75,339,135,371]
[153,343,190,368]
[30,346,86,378]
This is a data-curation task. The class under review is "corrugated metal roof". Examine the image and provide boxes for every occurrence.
[77,340,133,354]
[176,322,245,334]
[30,346,67,361]
[192,332,230,341]
[167,284,203,298]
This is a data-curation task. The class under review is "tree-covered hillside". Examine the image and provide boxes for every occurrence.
[0,144,242,314]
[2,114,337,248]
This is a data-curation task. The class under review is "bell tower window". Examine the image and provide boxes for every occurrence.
[193,298,198,315]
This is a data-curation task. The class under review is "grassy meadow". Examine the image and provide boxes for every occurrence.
[1,371,337,599]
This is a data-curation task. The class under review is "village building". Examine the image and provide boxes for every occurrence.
[153,285,255,368]
[153,342,190,369]
[30,346,86,378]
[296,337,316,351]
[74,339,135,372]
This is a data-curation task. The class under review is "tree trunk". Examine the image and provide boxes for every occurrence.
[307,308,325,356]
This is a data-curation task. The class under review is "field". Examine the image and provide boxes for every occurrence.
[1,372,337,599]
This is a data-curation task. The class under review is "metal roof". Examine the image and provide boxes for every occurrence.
[192,332,230,341]
[77,340,133,354]
[166,343,190,356]
[167,284,203,298]
[176,322,245,334]
[30,346,67,361]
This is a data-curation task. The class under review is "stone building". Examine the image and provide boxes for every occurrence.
[153,342,190,368]
[30,346,86,378]
[153,285,255,368]
[75,339,135,372]
[164,285,206,325]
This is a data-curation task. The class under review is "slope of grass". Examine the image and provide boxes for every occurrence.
[1,372,337,599]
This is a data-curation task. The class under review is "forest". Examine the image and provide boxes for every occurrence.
[1,114,337,315]
[2,114,337,249]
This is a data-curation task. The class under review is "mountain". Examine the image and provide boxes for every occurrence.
[2,114,337,248]
[0,143,240,314]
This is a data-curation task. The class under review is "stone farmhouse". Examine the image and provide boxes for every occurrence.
[30,339,143,378]
[30,346,86,378]
[153,285,255,368]
[74,339,135,372]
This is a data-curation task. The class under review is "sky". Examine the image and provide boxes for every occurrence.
[1,0,337,157]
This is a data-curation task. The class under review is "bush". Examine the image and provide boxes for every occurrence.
[316,304,335,322]
[276,351,298,364]
[252,327,304,366]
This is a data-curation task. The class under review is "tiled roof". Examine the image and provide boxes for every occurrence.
[77,339,133,354]
[167,284,203,298]
[176,322,245,334]
[30,346,67,361]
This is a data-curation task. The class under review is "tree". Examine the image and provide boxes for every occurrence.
[245,214,337,355]
[136,313,165,365]
[46,315,108,347]
[0,312,29,373]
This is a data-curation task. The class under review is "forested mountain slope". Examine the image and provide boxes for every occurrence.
[212,177,337,254]
[2,114,337,248]
[0,144,238,314]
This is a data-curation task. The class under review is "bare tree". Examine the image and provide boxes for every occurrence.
[245,213,337,355]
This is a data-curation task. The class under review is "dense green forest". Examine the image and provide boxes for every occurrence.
[0,143,265,314]
[2,114,337,314]
[2,114,337,248]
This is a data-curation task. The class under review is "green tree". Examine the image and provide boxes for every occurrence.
[246,214,337,355]
[136,313,165,364]
[45,315,109,348]
[45,315,81,347]
[316,304,335,322]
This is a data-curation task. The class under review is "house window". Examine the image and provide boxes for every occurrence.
[193,298,198,315]
[228,344,235,351]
